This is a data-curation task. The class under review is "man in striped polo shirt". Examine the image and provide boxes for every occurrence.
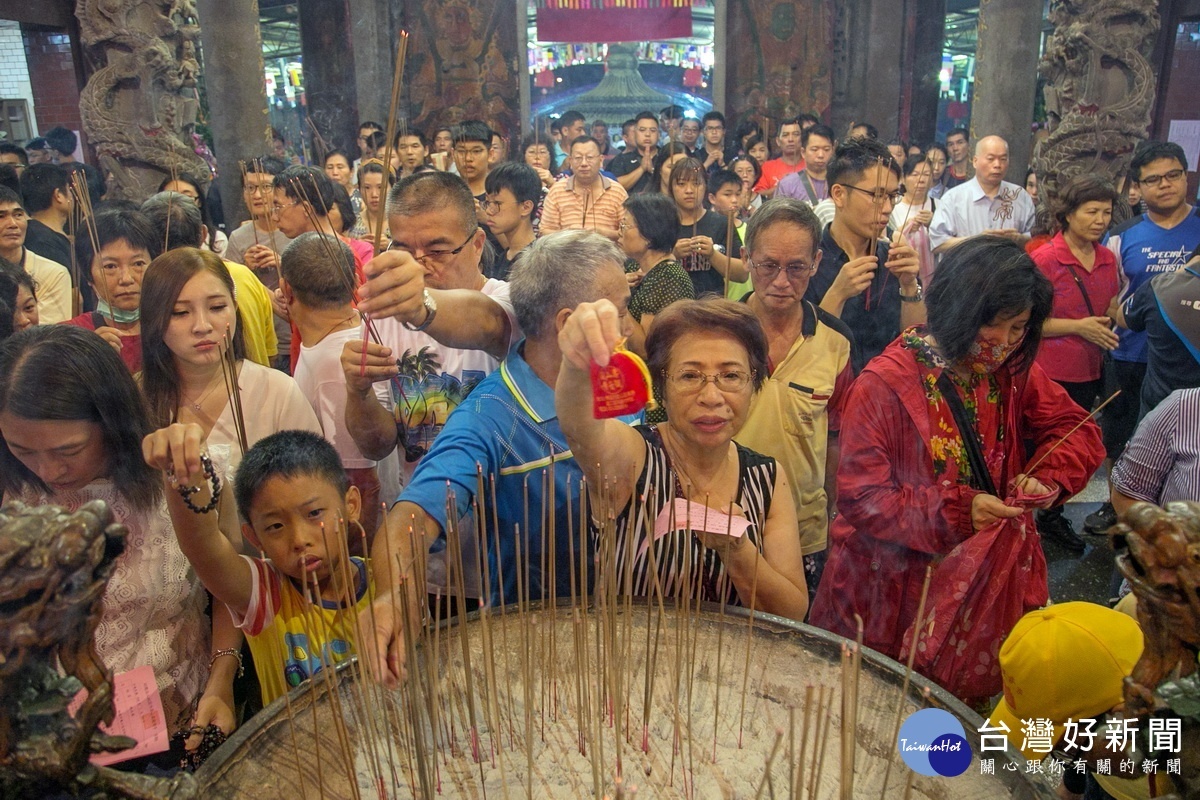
[539,136,627,242]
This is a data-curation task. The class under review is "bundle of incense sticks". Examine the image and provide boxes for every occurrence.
[219,329,248,454]
[376,31,411,255]
[286,176,383,349]
[69,170,109,326]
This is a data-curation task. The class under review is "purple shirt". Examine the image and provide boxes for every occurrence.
[1111,388,1200,506]
[775,170,828,205]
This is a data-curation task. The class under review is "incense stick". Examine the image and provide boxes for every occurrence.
[1024,390,1119,478]
[880,566,932,797]
[376,31,411,255]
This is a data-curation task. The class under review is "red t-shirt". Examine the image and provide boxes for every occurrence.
[62,312,142,374]
[753,158,806,194]
[1032,233,1120,383]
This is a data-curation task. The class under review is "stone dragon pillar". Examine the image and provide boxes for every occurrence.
[1034,0,1160,212]
[76,0,211,202]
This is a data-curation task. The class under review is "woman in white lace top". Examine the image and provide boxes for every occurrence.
[0,325,237,760]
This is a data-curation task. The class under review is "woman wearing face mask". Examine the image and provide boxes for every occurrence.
[810,236,1104,671]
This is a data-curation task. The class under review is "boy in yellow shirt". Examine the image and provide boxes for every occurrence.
[145,426,372,704]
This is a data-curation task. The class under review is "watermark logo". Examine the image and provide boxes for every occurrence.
[897,708,972,777]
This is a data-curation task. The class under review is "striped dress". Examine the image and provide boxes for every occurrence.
[602,425,776,607]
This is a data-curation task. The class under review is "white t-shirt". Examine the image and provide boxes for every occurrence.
[210,360,323,472]
[23,249,72,324]
[295,325,391,469]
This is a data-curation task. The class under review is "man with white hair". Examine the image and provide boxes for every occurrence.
[361,231,634,685]
[929,135,1035,253]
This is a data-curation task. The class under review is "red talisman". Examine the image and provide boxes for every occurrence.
[590,341,656,418]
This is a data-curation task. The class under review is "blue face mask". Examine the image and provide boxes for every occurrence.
[94,298,140,325]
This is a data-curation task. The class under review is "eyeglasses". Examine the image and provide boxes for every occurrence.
[454,147,489,159]
[748,259,818,280]
[618,220,636,234]
[243,183,272,195]
[269,200,299,216]
[571,155,600,164]
[1136,168,1184,187]
[667,369,754,394]
[389,226,477,264]
[838,184,905,205]
[482,198,504,213]
[704,125,724,133]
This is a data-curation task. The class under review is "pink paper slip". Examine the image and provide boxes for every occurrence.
[68,664,170,766]
[642,498,752,557]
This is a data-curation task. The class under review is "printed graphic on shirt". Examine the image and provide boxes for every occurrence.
[1137,244,1193,276]
[391,346,486,461]
[282,630,355,688]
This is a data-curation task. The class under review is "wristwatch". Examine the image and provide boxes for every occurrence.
[403,289,438,331]
[899,285,924,303]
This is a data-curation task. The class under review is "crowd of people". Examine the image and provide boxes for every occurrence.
[1,101,1197,798]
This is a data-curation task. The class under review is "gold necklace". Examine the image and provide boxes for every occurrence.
[663,428,733,501]
[314,311,359,344]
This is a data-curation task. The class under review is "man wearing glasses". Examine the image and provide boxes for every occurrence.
[341,170,515,486]
[929,135,1036,253]
[736,198,854,596]
[451,120,494,200]
[540,136,627,241]
[698,111,738,179]
[805,137,924,373]
[1085,141,1200,534]
[225,156,294,371]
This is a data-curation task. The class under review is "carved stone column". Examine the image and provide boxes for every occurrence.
[725,0,834,134]
[195,0,271,230]
[971,0,1044,182]
[403,0,520,138]
[1034,0,1159,208]
[349,0,397,127]
[76,0,210,202]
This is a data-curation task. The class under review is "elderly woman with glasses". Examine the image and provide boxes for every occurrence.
[556,296,809,621]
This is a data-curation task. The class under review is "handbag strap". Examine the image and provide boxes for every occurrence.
[935,372,998,496]
[1061,260,1096,317]
[800,171,823,203]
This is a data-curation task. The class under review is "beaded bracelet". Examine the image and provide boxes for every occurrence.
[168,453,221,514]
[208,647,244,679]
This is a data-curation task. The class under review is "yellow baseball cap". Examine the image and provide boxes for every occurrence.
[988,602,1144,761]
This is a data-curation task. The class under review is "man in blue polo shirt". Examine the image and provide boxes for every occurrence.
[375,230,633,613]
[1088,141,1200,533]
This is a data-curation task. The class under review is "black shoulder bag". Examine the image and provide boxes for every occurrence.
[935,372,998,496]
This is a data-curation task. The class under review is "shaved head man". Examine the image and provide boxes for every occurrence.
[929,134,1036,253]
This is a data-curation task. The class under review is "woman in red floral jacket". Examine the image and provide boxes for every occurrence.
[810,236,1104,701]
